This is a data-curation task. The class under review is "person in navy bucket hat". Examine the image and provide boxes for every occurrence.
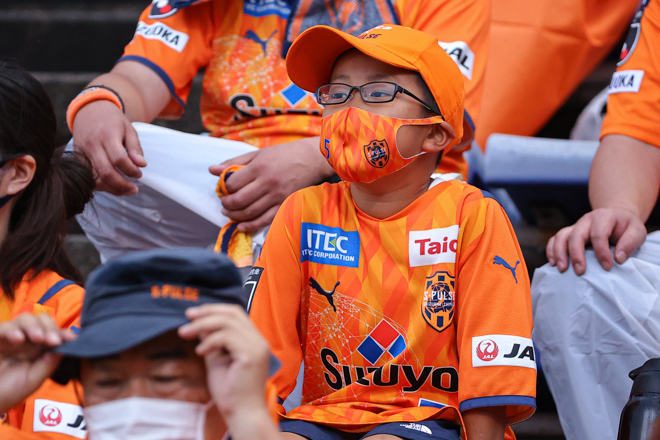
[0,248,283,440]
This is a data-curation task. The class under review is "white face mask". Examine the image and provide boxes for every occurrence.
[84,397,213,440]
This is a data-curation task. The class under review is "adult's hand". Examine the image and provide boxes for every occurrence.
[70,60,170,196]
[209,137,335,232]
[546,207,647,275]
[72,101,145,196]
[0,313,75,413]
[178,304,271,419]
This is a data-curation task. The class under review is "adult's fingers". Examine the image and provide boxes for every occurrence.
[547,227,572,272]
[589,212,617,271]
[123,120,147,168]
[614,218,647,264]
[236,205,280,233]
[220,177,272,213]
[566,218,593,276]
[84,141,137,195]
[103,136,142,179]
[209,151,258,176]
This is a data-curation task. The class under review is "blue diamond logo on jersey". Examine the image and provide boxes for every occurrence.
[280,83,308,107]
[357,320,406,365]
[422,271,455,333]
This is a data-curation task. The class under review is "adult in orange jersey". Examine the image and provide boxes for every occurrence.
[249,25,536,440]
[533,1,660,439]
[68,0,488,261]
[0,63,95,438]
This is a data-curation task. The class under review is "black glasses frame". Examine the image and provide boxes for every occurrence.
[316,81,444,120]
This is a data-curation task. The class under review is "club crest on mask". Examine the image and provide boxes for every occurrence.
[364,139,390,168]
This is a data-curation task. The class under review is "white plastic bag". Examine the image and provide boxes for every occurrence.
[532,231,660,440]
[76,123,259,261]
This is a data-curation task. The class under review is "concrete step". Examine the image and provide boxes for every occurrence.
[33,72,205,146]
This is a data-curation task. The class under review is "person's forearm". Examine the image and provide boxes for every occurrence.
[81,60,170,123]
[589,134,660,222]
[462,406,506,440]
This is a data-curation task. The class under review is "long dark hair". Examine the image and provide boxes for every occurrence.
[0,62,95,297]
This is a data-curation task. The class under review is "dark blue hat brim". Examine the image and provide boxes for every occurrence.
[55,314,189,358]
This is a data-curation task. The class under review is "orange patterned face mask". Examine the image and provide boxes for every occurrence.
[320,107,446,183]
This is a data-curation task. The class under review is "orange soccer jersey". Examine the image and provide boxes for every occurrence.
[0,270,85,440]
[119,0,489,176]
[601,0,660,148]
[248,179,536,434]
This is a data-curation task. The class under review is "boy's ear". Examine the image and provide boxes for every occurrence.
[421,123,455,153]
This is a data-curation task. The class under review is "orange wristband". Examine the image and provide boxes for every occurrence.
[66,86,125,132]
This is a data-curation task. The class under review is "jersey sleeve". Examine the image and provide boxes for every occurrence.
[119,2,215,118]
[248,194,306,411]
[601,0,660,148]
[454,192,536,424]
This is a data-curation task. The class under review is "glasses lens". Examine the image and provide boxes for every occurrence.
[361,82,397,102]
[318,84,352,104]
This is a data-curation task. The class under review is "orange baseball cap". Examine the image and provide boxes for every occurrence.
[286,24,473,150]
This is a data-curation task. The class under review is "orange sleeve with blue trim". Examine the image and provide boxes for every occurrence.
[454,192,536,424]
[248,193,306,413]
[601,0,660,148]
[5,272,85,440]
[119,1,216,118]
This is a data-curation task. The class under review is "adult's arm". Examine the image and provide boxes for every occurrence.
[547,134,660,274]
[71,61,170,196]
[462,406,506,440]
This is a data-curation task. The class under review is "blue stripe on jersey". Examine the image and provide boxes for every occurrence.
[459,395,536,412]
[480,190,497,201]
[38,280,76,305]
[220,222,240,255]
[116,55,185,108]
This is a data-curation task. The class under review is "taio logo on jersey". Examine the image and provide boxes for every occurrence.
[301,223,360,268]
[409,225,459,267]
[422,271,455,333]
[364,139,390,168]
[618,0,650,66]
[472,335,536,369]
[149,0,179,19]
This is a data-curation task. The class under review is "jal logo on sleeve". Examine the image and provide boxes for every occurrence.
[409,225,459,267]
[472,335,536,369]
[301,223,360,268]
[438,41,474,80]
[33,399,86,439]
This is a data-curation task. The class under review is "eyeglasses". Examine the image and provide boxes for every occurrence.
[316,81,443,119]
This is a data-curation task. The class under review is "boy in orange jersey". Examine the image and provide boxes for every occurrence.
[248,24,536,440]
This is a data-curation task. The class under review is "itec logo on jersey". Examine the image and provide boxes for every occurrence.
[301,223,360,268]
[33,399,86,439]
[472,335,536,370]
[409,225,459,267]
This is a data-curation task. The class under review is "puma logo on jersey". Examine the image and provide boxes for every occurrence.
[244,30,277,56]
[492,256,519,283]
[309,277,339,312]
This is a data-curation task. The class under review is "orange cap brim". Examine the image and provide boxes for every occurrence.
[286,25,419,94]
